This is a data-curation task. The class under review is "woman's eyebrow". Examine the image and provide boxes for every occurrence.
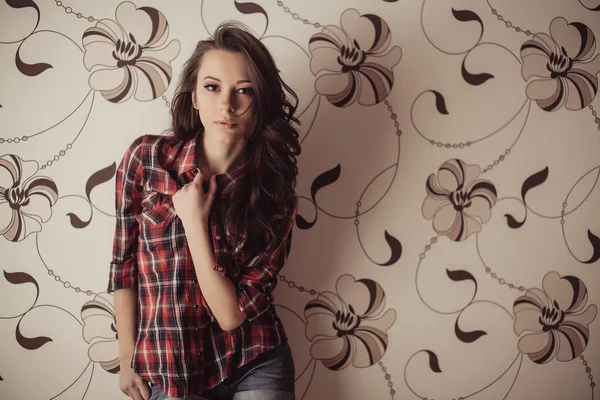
[203,76,251,84]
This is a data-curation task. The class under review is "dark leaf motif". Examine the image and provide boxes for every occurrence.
[66,213,91,229]
[379,230,402,266]
[3,270,39,305]
[296,214,315,230]
[3,270,50,349]
[455,318,487,343]
[430,90,449,115]
[6,0,40,31]
[10,0,47,77]
[424,350,442,373]
[0,374,3,381]
[504,166,549,229]
[583,229,600,264]
[67,163,116,229]
[446,268,478,297]
[520,167,549,200]
[311,164,340,201]
[86,162,116,200]
[446,268,477,301]
[16,317,52,350]
[461,57,494,85]
[16,46,52,77]
[451,8,484,42]
[234,1,269,37]
[505,214,525,229]
[297,165,341,230]
[382,0,399,2]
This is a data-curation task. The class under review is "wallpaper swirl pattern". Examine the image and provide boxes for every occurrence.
[1,0,599,399]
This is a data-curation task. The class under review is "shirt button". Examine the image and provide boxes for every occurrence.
[194,304,198,309]
[197,352,202,356]
[192,279,197,284]
[215,235,221,240]
[195,327,200,332]
[217,267,223,272]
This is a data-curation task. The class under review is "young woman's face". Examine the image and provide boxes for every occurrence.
[193,50,255,144]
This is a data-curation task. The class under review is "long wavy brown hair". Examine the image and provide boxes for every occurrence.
[169,22,301,252]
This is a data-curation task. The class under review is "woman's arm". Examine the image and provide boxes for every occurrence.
[185,225,247,331]
[108,137,150,400]
[185,205,296,331]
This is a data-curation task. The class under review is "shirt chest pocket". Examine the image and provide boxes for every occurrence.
[140,192,176,224]
[138,179,178,252]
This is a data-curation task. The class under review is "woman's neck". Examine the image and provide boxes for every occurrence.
[196,133,247,176]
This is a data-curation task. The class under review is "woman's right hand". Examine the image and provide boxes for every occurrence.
[119,360,151,400]
[114,289,149,399]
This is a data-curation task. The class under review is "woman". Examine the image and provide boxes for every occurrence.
[108,22,301,400]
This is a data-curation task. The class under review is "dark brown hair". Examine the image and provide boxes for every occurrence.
[169,21,301,252]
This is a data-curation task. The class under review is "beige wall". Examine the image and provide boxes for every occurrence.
[1,0,600,399]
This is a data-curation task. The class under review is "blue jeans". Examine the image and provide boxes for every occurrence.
[149,342,295,400]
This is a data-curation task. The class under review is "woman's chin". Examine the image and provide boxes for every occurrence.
[204,129,247,145]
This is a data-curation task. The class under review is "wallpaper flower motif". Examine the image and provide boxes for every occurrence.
[82,1,180,103]
[513,272,598,364]
[0,155,58,242]
[308,9,402,107]
[422,159,497,242]
[521,17,600,111]
[81,293,120,373]
[304,275,396,370]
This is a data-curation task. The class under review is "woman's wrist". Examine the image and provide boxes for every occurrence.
[183,218,209,240]
[118,348,134,363]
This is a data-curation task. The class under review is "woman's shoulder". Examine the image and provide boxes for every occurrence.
[122,133,180,164]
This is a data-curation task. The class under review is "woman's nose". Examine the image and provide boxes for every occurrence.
[219,92,235,112]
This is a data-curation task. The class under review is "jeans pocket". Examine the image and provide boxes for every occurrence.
[149,384,166,400]
[235,343,296,393]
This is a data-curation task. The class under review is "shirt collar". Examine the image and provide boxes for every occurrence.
[176,132,199,177]
[176,132,250,197]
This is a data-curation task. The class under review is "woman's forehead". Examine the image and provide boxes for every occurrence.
[198,50,250,83]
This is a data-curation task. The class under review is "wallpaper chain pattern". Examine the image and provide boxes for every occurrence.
[1,0,600,399]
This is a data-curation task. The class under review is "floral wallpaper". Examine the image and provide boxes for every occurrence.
[1,0,599,399]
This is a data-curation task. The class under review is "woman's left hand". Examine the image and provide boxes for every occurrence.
[172,170,217,231]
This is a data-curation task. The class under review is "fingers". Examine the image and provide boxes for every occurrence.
[121,375,150,400]
[208,175,217,197]
[194,169,204,184]
[182,170,216,198]
[122,387,138,400]
[130,388,143,400]
[138,380,151,400]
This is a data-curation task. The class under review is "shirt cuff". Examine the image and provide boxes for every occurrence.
[237,284,271,322]
[107,260,138,293]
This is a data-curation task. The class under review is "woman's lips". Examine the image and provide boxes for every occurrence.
[215,121,236,129]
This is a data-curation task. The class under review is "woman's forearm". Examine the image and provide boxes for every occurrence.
[184,223,246,331]
[114,288,138,364]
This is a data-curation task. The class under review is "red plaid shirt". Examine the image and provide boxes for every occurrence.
[107,133,296,398]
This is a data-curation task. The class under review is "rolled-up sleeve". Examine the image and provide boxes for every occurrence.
[235,205,297,322]
[107,136,144,293]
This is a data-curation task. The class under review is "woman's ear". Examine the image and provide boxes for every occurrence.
[191,91,197,109]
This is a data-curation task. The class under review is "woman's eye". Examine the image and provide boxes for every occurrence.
[237,87,254,95]
[204,84,218,92]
